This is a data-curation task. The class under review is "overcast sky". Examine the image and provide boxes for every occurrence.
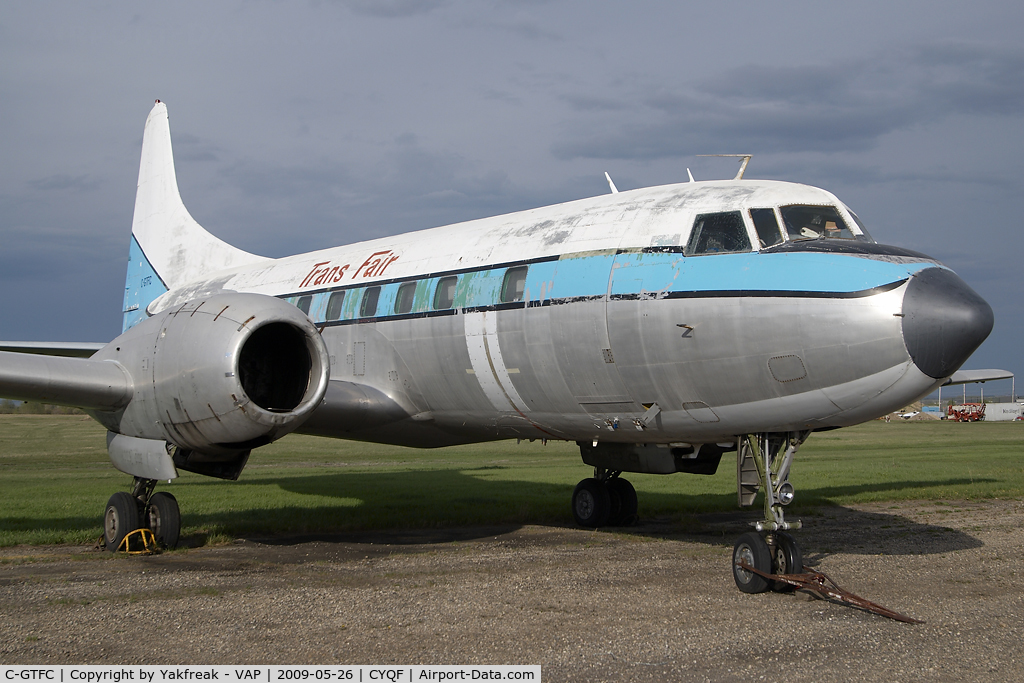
[2,1,1022,393]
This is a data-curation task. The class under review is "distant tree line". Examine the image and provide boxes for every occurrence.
[0,399,84,415]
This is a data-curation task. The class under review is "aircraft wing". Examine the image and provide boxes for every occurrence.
[941,369,1014,386]
[0,349,131,410]
[0,341,106,358]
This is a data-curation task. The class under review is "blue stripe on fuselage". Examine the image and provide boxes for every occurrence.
[673,251,933,294]
[532,250,933,303]
[281,248,936,325]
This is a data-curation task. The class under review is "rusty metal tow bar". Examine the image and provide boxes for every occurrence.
[738,561,923,624]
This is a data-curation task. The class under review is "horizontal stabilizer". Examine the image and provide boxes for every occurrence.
[0,341,106,358]
[941,369,1014,386]
[0,350,131,410]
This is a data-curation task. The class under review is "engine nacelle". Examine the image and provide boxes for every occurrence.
[92,292,329,466]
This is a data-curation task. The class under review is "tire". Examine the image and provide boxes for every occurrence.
[770,531,803,593]
[147,492,181,549]
[732,531,772,594]
[104,492,140,553]
[572,478,611,527]
[606,478,638,526]
[606,480,622,525]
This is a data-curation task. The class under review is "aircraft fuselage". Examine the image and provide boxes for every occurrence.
[134,179,991,449]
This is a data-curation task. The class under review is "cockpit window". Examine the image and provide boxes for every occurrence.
[847,210,875,243]
[749,208,784,248]
[780,205,856,240]
[685,211,751,255]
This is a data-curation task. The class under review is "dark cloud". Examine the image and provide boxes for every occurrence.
[561,94,629,112]
[0,226,124,341]
[339,0,446,18]
[487,17,561,41]
[171,133,221,163]
[554,42,1024,160]
[26,174,101,193]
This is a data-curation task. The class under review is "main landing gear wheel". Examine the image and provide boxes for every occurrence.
[732,531,772,594]
[606,478,638,526]
[104,477,182,552]
[572,478,611,527]
[147,492,181,549]
[770,531,803,593]
[572,475,640,528]
[104,492,140,553]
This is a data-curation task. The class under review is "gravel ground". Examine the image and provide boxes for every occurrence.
[2,500,1022,681]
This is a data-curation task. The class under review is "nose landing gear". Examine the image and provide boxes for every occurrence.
[732,432,807,593]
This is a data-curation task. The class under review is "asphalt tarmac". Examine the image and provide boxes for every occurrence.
[2,500,1022,682]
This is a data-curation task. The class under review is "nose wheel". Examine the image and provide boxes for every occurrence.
[732,532,772,593]
[769,531,803,592]
[732,530,804,593]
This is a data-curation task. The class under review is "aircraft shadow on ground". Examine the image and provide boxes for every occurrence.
[172,468,988,556]
[1,469,986,557]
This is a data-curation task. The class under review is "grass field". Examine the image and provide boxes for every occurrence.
[1,415,1022,546]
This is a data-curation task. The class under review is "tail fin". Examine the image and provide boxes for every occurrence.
[122,100,267,331]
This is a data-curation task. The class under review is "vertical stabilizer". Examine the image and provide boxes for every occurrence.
[124,100,267,330]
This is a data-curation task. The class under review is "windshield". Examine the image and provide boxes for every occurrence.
[847,210,875,243]
[780,205,856,241]
[685,211,752,255]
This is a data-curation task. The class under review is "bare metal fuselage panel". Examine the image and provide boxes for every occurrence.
[295,242,941,447]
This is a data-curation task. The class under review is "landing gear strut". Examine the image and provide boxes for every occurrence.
[572,468,638,527]
[732,432,808,593]
[102,476,180,552]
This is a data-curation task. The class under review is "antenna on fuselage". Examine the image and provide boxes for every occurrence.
[697,154,753,180]
[604,172,619,194]
[687,168,695,183]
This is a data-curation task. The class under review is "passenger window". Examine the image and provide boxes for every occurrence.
[394,282,416,315]
[434,276,457,310]
[500,266,528,303]
[359,287,380,317]
[296,295,312,315]
[685,212,751,255]
[326,291,345,320]
[749,209,783,248]
[780,205,856,240]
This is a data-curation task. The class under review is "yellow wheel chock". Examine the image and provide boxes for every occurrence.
[117,527,160,554]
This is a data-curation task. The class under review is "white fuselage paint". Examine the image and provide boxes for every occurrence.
[464,311,530,414]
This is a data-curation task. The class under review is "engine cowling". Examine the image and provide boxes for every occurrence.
[92,292,329,463]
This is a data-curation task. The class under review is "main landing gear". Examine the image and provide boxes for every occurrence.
[103,476,180,552]
[731,431,808,593]
[572,469,638,527]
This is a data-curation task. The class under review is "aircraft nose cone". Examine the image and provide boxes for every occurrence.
[902,267,993,379]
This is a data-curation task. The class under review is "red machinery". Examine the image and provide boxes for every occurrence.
[947,403,986,422]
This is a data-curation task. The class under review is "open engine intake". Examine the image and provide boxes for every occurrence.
[92,292,330,477]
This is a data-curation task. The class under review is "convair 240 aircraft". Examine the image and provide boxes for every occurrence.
[0,101,1003,593]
